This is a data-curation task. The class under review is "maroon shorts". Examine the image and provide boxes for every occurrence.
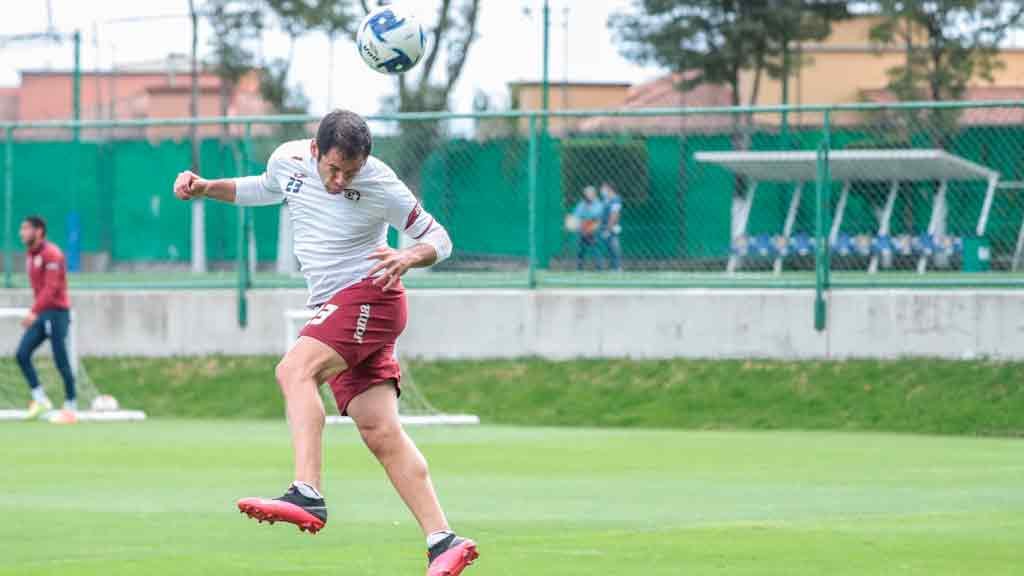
[299,278,408,415]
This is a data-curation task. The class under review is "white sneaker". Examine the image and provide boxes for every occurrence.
[26,398,53,420]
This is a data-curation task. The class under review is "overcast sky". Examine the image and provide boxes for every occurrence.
[0,0,665,116]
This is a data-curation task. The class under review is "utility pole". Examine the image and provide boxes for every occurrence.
[188,0,206,273]
[69,29,81,272]
[541,0,550,139]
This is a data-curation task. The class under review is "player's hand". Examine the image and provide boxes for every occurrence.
[173,170,208,201]
[367,246,413,291]
[21,312,37,328]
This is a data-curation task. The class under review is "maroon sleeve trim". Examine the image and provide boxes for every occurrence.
[412,217,436,240]
[404,203,424,231]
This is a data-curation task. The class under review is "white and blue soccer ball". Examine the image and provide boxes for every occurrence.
[357,5,426,75]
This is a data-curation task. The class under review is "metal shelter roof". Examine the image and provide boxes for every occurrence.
[694,149,998,182]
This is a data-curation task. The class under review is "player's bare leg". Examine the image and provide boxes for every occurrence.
[275,336,347,489]
[348,382,447,533]
[348,383,478,574]
[237,336,345,534]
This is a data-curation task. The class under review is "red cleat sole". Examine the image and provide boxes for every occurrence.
[237,497,325,535]
[428,540,479,576]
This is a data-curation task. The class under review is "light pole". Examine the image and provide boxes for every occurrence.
[541,0,550,139]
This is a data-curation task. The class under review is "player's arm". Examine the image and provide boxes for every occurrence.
[24,255,63,327]
[370,179,454,291]
[173,161,283,206]
[173,172,238,203]
[367,226,452,292]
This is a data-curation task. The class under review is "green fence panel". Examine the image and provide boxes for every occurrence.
[682,134,733,259]
[645,136,684,259]
[106,140,191,263]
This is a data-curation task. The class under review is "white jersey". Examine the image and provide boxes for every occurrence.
[234,139,445,307]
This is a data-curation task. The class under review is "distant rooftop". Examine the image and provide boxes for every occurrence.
[509,81,632,88]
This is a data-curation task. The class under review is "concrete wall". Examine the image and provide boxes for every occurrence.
[1,289,1022,359]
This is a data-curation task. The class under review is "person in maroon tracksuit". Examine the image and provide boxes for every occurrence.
[17,216,76,418]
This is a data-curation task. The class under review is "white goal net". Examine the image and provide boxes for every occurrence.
[284,309,478,426]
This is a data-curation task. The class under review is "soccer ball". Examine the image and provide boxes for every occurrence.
[90,394,119,412]
[357,5,425,75]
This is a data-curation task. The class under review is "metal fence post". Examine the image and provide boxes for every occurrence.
[237,123,252,328]
[3,127,12,288]
[527,114,539,288]
[814,109,832,332]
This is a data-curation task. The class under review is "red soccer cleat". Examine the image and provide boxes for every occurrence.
[427,534,479,576]
[237,484,327,534]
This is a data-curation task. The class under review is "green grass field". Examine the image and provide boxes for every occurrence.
[1,357,1021,573]
[1,421,1022,575]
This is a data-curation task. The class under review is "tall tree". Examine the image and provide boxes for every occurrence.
[285,1,481,188]
[260,0,323,117]
[870,1,1024,102]
[348,0,481,114]
[205,0,263,121]
[355,0,481,188]
[610,0,849,109]
[867,1,1024,145]
[765,1,850,105]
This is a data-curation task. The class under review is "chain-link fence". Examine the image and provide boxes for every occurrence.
[2,101,1024,303]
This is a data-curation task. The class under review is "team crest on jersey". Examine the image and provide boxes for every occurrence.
[342,188,361,202]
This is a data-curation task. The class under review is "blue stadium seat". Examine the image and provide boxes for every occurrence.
[789,233,815,257]
[912,234,936,256]
[772,235,790,257]
[853,235,873,256]
[934,235,961,256]
[751,235,776,258]
[871,234,894,255]
[892,235,914,256]
[831,234,856,256]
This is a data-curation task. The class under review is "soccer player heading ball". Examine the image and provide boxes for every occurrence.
[172,110,477,575]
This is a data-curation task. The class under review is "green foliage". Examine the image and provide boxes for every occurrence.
[869,1,1024,101]
[609,1,850,106]
[258,58,310,117]
[867,1,1024,144]
[205,0,264,90]
[207,0,363,118]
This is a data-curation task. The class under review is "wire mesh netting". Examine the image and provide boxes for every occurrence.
[823,104,1024,285]
[1,102,1023,292]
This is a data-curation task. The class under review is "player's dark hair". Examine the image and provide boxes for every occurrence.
[23,215,46,236]
[316,110,372,161]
